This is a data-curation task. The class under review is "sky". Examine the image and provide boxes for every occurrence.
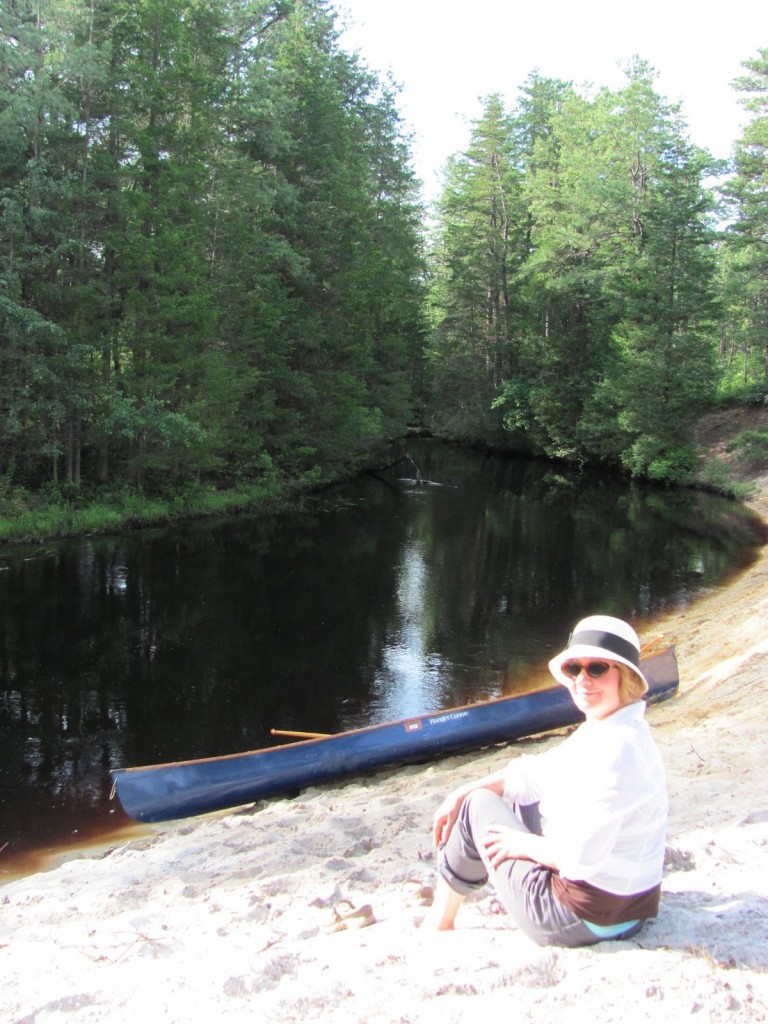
[336,0,767,201]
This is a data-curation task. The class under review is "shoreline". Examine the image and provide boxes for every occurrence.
[1,487,767,1021]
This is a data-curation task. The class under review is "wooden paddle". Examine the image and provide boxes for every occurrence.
[640,635,665,656]
[270,728,332,740]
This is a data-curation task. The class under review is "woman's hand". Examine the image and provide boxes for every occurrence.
[483,827,559,871]
[483,826,525,868]
[432,789,468,847]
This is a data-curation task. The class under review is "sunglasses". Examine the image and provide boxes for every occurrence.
[562,660,613,679]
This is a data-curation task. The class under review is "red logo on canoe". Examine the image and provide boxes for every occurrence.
[404,719,423,733]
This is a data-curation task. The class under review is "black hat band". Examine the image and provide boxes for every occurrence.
[567,629,640,668]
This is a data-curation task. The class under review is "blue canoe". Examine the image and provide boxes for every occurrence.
[110,646,678,823]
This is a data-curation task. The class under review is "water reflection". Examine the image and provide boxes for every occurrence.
[0,440,763,864]
[369,533,444,723]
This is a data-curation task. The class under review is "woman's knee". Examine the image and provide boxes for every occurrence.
[463,788,525,838]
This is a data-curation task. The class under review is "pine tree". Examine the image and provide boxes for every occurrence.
[428,94,525,440]
[0,0,425,491]
[721,48,768,398]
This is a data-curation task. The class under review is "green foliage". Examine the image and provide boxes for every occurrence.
[491,378,534,436]
[427,61,721,483]
[621,437,699,485]
[2,4,764,510]
[0,0,425,498]
[427,93,528,442]
[718,49,768,403]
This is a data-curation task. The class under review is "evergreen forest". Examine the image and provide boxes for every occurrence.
[1,0,767,537]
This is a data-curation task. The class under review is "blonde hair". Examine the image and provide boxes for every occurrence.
[617,663,646,705]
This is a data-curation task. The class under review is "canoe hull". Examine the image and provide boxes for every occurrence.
[111,646,678,823]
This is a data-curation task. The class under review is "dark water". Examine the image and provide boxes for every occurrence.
[0,441,762,872]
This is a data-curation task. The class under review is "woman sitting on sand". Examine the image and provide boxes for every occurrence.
[429,615,668,946]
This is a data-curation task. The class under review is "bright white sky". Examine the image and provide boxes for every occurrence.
[337,0,767,201]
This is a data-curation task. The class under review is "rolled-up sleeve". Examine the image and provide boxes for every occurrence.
[502,746,559,807]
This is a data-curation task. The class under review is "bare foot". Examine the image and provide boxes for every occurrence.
[420,878,465,930]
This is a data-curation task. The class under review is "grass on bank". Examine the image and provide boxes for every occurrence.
[696,458,758,501]
[726,428,768,467]
[0,480,293,545]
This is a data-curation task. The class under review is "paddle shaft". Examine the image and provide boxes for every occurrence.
[640,635,665,655]
[270,728,332,740]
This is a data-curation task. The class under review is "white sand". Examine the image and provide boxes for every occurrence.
[2,487,767,1023]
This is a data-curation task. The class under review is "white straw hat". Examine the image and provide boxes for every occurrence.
[548,614,648,693]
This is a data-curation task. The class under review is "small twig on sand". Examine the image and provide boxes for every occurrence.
[689,744,705,763]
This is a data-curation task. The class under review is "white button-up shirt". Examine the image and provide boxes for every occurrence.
[503,701,667,895]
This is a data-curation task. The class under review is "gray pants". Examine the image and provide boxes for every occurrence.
[438,789,631,947]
